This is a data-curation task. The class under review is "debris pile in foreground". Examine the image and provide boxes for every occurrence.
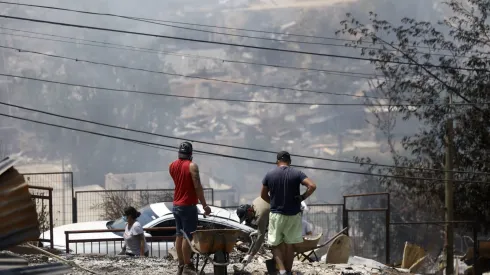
[3,251,409,275]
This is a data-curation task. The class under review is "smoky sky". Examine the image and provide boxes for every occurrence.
[0,0,442,204]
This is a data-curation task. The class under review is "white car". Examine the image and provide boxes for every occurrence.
[40,202,253,257]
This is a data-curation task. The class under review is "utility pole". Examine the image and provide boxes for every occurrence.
[445,99,455,275]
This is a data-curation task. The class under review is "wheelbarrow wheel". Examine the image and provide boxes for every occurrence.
[213,250,227,275]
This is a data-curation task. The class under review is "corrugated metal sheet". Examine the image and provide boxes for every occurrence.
[0,263,72,275]
[0,162,40,250]
[0,153,21,176]
[0,255,27,270]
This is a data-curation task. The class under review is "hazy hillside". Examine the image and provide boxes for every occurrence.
[0,0,442,204]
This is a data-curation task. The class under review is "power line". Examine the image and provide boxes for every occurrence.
[3,100,489,176]
[0,72,381,105]
[0,15,487,72]
[0,1,386,49]
[0,111,487,183]
[130,17,473,60]
[0,27,381,79]
[128,17,460,59]
[0,0,470,56]
[0,44,382,99]
[2,72,487,107]
[374,35,484,113]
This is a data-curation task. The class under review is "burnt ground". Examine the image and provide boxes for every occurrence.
[1,250,407,275]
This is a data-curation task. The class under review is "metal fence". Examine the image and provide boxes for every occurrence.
[343,192,390,264]
[28,185,54,249]
[23,172,74,226]
[306,204,343,243]
[221,203,344,244]
[64,227,179,258]
[389,221,478,266]
[74,188,214,222]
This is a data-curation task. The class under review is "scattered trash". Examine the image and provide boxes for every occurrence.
[348,256,386,270]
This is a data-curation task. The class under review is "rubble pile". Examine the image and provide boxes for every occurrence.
[3,251,410,275]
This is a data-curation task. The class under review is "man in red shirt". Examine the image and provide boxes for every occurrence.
[169,141,211,275]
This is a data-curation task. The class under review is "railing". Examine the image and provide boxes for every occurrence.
[343,192,390,264]
[74,188,214,223]
[23,172,74,226]
[28,185,54,249]
[64,226,202,258]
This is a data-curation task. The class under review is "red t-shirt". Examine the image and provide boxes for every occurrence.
[169,159,198,206]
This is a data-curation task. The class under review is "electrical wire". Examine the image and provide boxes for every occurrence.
[1,14,488,72]
[0,72,383,106]
[128,16,460,59]
[0,44,382,99]
[2,100,489,176]
[0,0,474,55]
[0,27,381,79]
[0,1,393,50]
[2,72,487,107]
[0,111,487,183]
[374,35,484,113]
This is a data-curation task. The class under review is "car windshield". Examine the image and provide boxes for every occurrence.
[108,205,160,230]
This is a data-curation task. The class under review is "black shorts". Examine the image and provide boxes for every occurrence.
[173,205,198,240]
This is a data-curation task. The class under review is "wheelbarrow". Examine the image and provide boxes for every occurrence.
[294,227,349,262]
[181,229,241,275]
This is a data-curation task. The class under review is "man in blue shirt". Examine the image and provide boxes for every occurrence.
[260,151,317,275]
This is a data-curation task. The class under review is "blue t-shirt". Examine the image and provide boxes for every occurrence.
[262,166,308,216]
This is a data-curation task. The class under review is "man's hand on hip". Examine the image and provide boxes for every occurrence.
[294,194,306,202]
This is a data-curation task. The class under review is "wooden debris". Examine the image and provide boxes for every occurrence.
[409,255,428,273]
[0,166,40,250]
[401,242,425,269]
[325,234,351,264]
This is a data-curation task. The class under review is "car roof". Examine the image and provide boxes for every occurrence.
[150,202,239,222]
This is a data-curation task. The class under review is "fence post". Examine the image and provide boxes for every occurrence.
[70,172,75,223]
[342,196,348,236]
[48,188,54,249]
[65,231,70,254]
[385,193,390,264]
[72,196,78,224]
[474,220,480,275]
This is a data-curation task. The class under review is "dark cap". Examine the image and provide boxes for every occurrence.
[277,151,291,162]
[236,204,252,224]
[179,141,193,155]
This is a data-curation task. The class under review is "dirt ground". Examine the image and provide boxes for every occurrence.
[2,250,408,275]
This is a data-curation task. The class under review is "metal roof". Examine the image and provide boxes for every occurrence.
[0,153,40,251]
[0,152,22,176]
[0,262,72,275]
[0,254,27,271]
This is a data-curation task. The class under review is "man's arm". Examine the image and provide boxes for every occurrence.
[248,214,267,256]
[300,178,317,201]
[189,162,208,207]
[260,185,270,204]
